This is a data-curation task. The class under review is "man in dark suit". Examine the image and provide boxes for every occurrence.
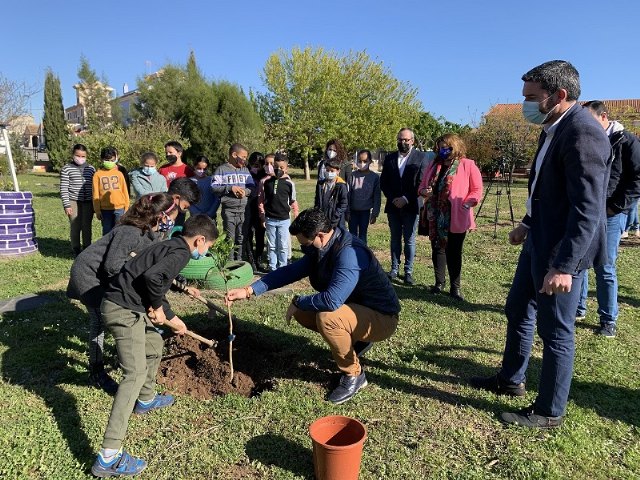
[380,128,429,285]
[471,60,611,428]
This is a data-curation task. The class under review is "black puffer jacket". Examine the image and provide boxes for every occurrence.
[606,125,640,214]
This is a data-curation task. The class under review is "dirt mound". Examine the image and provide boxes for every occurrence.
[157,326,279,400]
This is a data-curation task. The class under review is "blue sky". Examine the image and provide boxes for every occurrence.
[5,0,640,126]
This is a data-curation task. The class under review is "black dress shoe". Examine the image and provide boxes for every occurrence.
[327,370,368,404]
[449,288,465,301]
[500,404,563,428]
[469,373,526,397]
[429,284,444,294]
[388,271,398,280]
[404,273,415,285]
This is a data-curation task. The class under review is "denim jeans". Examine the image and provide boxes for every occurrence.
[576,212,626,325]
[266,217,290,271]
[499,236,583,417]
[101,208,125,235]
[625,198,639,231]
[387,210,419,274]
[348,210,371,245]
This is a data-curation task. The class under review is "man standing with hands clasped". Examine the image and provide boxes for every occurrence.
[471,60,611,428]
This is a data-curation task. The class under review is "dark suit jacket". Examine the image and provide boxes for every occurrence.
[380,149,429,215]
[523,103,611,273]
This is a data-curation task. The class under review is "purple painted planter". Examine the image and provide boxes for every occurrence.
[0,192,38,257]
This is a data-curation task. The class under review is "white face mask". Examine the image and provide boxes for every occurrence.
[357,162,369,171]
[325,171,337,181]
[326,150,337,159]
[73,156,86,165]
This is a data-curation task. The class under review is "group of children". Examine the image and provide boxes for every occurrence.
[60,137,384,477]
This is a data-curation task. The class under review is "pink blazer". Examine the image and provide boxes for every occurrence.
[418,157,483,233]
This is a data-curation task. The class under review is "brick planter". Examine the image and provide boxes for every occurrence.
[0,192,38,257]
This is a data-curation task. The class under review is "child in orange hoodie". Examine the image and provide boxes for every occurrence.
[93,147,130,235]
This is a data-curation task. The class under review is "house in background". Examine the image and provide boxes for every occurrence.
[65,80,114,131]
[111,83,139,126]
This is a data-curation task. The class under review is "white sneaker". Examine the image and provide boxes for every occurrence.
[621,231,629,239]
[635,230,640,237]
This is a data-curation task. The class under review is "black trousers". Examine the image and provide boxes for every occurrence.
[431,231,466,290]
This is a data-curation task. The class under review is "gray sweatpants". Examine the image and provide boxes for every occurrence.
[221,208,244,261]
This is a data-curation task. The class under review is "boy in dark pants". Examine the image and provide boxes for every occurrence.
[91,215,217,478]
[314,158,349,229]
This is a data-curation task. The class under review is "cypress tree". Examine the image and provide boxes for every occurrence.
[43,69,70,171]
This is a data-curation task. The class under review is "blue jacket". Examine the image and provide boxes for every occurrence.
[251,228,401,315]
[523,103,611,273]
[189,175,220,219]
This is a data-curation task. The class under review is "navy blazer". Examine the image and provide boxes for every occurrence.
[380,149,429,215]
[523,103,611,273]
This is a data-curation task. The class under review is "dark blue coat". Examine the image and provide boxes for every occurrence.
[380,149,429,215]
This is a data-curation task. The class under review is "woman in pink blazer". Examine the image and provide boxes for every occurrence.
[418,133,483,301]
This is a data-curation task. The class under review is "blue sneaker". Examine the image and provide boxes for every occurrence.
[133,393,175,415]
[91,449,146,477]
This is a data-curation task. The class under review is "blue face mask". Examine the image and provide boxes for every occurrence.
[190,248,206,260]
[438,147,452,158]
[522,94,555,125]
[142,166,155,176]
[157,214,175,233]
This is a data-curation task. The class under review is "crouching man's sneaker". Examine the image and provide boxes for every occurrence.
[91,449,146,477]
[500,404,563,429]
[133,393,174,414]
[469,373,526,397]
[327,369,368,404]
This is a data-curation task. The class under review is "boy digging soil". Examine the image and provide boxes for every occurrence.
[91,214,217,478]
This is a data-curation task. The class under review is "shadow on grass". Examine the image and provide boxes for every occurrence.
[245,434,313,478]
[371,343,639,427]
[0,291,95,468]
[393,283,504,314]
[36,236,75,259]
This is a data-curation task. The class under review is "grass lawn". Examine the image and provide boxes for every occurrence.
[0,171,638,479]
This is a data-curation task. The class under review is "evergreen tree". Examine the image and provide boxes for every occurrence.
[77,55,112,131]
[43,69,70,171]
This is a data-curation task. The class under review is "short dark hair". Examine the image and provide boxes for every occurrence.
[229,143,248,156]
[182,214,218,241]
[72,143,87,153]
[140,151,158,164]
[274,152,289,164]
[521,60,581,101]
[120,192,174,233]
[358,150,372,162]
[164,141,184,154]
[194,155,210,167]
[325,159,341,171]
[289,208,332,238]
[100,146,118,161]
[583,100,607,116]
[248,151,264,167]
[167,177,201,205]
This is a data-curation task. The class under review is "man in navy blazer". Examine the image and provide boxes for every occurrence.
[471,60,611,428]
[380,128,429,285]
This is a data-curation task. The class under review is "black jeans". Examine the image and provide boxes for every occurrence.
[431,231,466,290]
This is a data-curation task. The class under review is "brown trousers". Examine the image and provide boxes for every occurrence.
[294,303,398,376]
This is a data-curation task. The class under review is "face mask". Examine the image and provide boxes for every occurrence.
[522,95,556,125]
[142,166,155,176]
[195,169,206,177]
[275,169,285,179]
[190,245,206,260]
[326,150,337,159]
[325,171,337,181]
[73,156,86,165]
[397,142,411,154]
[157,214,175,232]
[357,162,369,171]
[103,160,117,170]
[166,154,178,164]
[438,147,452,158]
[265,164,275,176]
[301,244,316,255]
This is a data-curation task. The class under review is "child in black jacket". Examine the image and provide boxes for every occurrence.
[91,214,217,478]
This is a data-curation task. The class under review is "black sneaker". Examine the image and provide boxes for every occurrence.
[387,270,398,281]
[404,273,415,285]
[353,341,373,358]
[327,370,368,404]
[449,288,465,302]
[89,368,119,396]
[500,404,563,429]
[595,324,616,338]
[469,373,526,397]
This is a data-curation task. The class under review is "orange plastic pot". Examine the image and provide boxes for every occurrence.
[308,415,367,480]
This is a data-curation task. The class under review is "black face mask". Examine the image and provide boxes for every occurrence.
[300,244,316,255]
[275,169,285,179]
[397,142,411,154]
[166,154,178,164]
